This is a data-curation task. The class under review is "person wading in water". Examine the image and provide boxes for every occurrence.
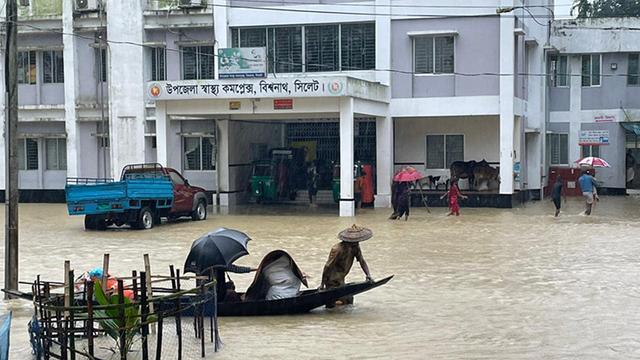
[321,225,374,306]
[551,175,567,217]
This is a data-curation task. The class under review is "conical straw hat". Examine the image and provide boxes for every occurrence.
[338,224,373,243]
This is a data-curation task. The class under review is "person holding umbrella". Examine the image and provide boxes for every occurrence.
[184,228,257,302]
[389,166,424,221]
[576,156,610,215]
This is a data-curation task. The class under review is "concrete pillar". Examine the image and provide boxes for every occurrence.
[213,0,229,80]
[155,101,168,166]
[62,0,80,177]
[499,14,515,195]
[107,0,146,176]
[569,55,583,164]
[375,115,392,208]
[339,98,355,217]
[375,0,391,86]
[217,119,231,206]
[0,35,6,191]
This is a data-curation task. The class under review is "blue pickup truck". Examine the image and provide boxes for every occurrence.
[66,163,208,230]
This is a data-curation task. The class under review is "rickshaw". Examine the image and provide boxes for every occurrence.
[250,148,306,203]
[250,160,277,203]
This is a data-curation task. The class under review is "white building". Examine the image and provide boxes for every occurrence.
[0,0,554,216]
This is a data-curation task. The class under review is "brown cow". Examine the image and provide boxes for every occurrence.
[450,160,491,190]
[473,163,500,190]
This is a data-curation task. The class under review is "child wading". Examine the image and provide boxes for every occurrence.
[441,179,467,216]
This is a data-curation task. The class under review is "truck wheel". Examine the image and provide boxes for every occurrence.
[192,201,207,221]
[95,216,108,231]
[84,215,96,230]
[137,207,155,230]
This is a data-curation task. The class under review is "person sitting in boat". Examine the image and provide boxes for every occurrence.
[244,250,308,301]
[214,264,257,303]
[321,225,374,306]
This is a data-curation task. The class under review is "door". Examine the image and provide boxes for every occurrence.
[168,170,192,212]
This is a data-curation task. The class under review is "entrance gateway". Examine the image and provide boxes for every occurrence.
[148,76,392,217]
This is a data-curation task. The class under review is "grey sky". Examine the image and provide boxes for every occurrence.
[555,0,574,18]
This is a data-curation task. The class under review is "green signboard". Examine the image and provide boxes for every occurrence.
[218,47,267,79]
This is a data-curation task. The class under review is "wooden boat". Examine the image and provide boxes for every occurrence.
[181,275,394,317]
[3,275,394,317]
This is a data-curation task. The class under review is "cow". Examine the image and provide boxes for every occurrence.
[450,160,494,190]
[473,163,500,190]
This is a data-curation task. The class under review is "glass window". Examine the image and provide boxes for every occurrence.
[268,27,303,73]
[183,136,216,171]
[628,53,639,86]
[46,138,67,170]
[340,23,375,71]
[232,23,375,74]
[551,55,569,87]
[182,46,215,80]
[42,50,64,84]
[415,36,455,74]
[150,47,166,81]
[581,54,600,87]
[305,25,339,72]
[547,134,569,165]
[18,51,36,84]
[426,135,464,169]
[18,138,39,170]
[168,171,185,185]
[581,145,600,158]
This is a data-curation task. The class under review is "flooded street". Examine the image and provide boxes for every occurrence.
[2,197,640,359]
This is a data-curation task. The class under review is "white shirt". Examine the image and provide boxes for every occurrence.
[263,255,302,300]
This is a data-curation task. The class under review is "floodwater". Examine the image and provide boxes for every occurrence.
[2,197,640,359]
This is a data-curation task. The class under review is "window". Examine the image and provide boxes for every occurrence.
[340,23,376,71]
[415,36,455,74]
[581,145,600,158]
[18,138,39,170]
[547,134,569,165]
[551,55,569,87]
[581,54,600,87]
[426,134,464,169]
[183,137,215,171]
[182,46,215,80]
[96,48,107,82]
[42,50,64,83]
[305,25,339,72]
[45,138,67,170]
[168,171,185,185]
[150,47,166,81]
[231,23,375,74]
[18,51,36,84]
[628,53,639,86]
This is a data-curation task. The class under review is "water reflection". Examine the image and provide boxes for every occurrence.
[1,197,640,359]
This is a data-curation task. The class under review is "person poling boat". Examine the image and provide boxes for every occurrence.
[321,224,374,307]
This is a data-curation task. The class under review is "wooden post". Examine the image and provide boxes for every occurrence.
[213,278,219,352]
[117,279,126,360]
[4,0,20,301]
[57,309,67,360]
[139,272,149,360]
[43,283,52,359]
[154,307,163,360]
[68,269,76,360]
[63,261,71,360]
[131,270,138,302]
[86,281,95,357]
[199,283,205,358]
[143,254,155,334]
[175,269,182,360]
[101,254,110,292]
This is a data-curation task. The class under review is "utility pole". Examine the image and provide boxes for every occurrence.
[4,0,19,299]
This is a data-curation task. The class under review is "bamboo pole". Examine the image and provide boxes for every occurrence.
[143,254,156,334]
[155,307,163,360]
[67,269,76,360]
[140,272,149,360]
[86,281,95,357]
[101,254,110,292]
[175,268,183,360]
[117,279,126,360]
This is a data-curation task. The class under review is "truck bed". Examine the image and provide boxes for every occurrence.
[66,177,173,216]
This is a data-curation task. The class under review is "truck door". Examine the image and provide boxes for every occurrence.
[168,170,191,212]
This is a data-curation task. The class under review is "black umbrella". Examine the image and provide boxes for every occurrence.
[184,228,251,274]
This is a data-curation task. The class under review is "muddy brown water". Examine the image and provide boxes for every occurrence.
[2,197,640,359]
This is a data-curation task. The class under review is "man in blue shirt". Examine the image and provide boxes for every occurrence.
[578,170,598,215]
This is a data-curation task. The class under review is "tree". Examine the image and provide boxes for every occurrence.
[572,0,640,17]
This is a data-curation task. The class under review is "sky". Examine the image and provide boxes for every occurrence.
[555,0,574,18]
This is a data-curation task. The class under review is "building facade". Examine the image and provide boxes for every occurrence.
[547,17,640,194]
[0,0,555,216]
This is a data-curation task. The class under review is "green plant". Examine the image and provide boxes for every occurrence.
[93,282,141,354]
